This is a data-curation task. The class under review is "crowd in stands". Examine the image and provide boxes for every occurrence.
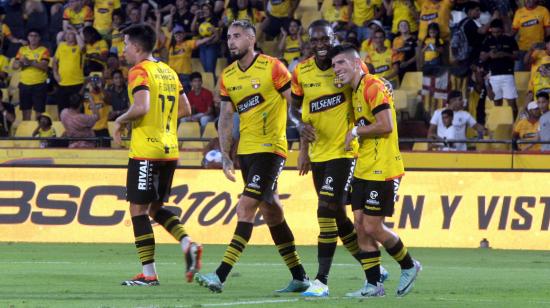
[0,0,550,153]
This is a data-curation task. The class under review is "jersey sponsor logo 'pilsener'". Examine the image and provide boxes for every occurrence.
[309,93,346,113]
[421,13,438,21]
[236,94,265,114]
[522,19,540,27]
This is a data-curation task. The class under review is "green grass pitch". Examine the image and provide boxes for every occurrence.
[1,243,549,307]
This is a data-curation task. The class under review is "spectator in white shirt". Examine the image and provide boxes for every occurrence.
[430,109,458,151]
[428,90,486,151]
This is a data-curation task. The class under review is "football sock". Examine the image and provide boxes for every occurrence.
[132,215,156,274]
[269,220,307,281]
[357,250,381,285]
[336,213,361,259]
[386,239,414,269]
[315,207,338,285]
[153,208,188,243]
[216,221,253,283]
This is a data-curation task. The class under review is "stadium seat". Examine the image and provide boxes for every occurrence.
[491,124,513,151]
[400,72,422,92]
[52,121,65,136]
[178,122,201,139]
[203,122,218,138]
[486,106,514,131]
[202,72,215,92]
[46,105,59,121]
[0,140,15,148]
[216,58,228,76]
[14,121,39,148]
[412,142,428,151]
[260,40,279,57]
[393,89,408,111]
[300,11,322,29]
[514,72,530,91]
[191,58,203,73]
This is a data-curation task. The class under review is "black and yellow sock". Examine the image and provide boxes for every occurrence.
[386,239,414,269]
[153,208,188,241]
[132,215,155,265]
[336,214,360,259]
[215,221,253,283]
[316,207,338,285]
[269,220,307,281]
[357,250,381,285]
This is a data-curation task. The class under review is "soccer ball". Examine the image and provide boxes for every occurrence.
[199,22,214,37]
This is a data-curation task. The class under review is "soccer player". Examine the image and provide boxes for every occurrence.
[330,44,421,297]
[291,19,386,297]
[113,24,202,286]
[194,19,310,293]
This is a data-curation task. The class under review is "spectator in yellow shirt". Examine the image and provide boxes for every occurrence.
[513,101,541,151]
[383,0,419,37]
[278,19,306,65]
[392,20,417,81]
[33,113,56,148]
[512,0,550,71]
[364,29,400,87]
[260,0,300,39]
[12,29,50,120]
[322,0,350,39]
[83,26,109,75]
[348,0,383,42]
[418,0,453,41]
[419,22,445,76]
[93,0,121,36]
[53,30,85,115]
[168,25,213,91]
[84,74,111,148]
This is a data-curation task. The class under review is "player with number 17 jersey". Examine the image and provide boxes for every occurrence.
[127,59,183,160]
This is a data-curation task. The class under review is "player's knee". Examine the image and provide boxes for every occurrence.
[363,221,383,239]
[236,197,259,222]
[260,202,284,226]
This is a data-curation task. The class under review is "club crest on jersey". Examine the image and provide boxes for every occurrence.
[334,76,344,88]
[251,78,261,89]
[309,93,345,113]
[236,94,265,113]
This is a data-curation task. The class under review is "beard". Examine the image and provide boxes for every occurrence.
[230,48,248,61]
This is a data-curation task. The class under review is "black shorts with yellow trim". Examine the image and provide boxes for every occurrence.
[126,158,177,204]
[311,158,355,205]
[238,152,286,204]
[351,177,401,217]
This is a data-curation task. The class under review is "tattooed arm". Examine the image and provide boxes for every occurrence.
[218,100,237,182]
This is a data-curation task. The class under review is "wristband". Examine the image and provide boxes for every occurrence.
[351,126,359,138]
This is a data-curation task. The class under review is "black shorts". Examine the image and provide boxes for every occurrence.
[126,158,177,204]
[351,177,401,217]
[263,14,290,38]
[19,82,47,112]
[238,152,285,204]
[311,158,355,205]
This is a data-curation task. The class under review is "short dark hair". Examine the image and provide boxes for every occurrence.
[465,1,480,12]
[308,19,331,32]
[123,24,157,53]
[190,71,202,81]
[26,28,41,37]
[328,43,359,59]
[536,92,549,100]
[230,19,256,35]
[490,19,503,29]
[69,93,83,109]
[448,90,462,101]
[442,109,454,118]
[112,69,124,77]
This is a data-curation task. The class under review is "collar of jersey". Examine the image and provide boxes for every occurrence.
[237,53,260,72]
[354,74,366,93]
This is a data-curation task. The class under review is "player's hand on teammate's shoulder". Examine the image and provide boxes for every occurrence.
[298,123,316,142]
[222,154,236,182]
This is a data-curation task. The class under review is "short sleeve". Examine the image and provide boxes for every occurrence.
[219,74,231,102]
[272,58,291,92]
[512,13,520,30]
[128,66,149,95]
[40,48,51,61]
[2,24,11,38]
[187,39,197,50]
[84,6,94,22]
[363,78,390,114]
[544,8,550,27]
[290,68,303,98]
[430,109,441,125]
[465,112,477,127]
[63,8,70,20]
[15,47,23,60]
[99,40,109,53]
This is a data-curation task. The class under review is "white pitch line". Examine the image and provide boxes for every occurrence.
[176,299,299,307]
[434,297,550,305]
